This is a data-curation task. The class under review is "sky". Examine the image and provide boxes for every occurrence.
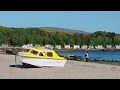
[0,11,120,33]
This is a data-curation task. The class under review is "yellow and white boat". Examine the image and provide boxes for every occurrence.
[16,47,67,67]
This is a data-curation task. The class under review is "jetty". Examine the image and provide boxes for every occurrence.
[0,47,23,55]
[0,50,6,54]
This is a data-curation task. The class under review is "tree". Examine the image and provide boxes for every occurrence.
[43,39,48,45]
[54,32,65,47]
[104,37,112,45]
[0,26,4,30]
[68,38,75,47]
[89,37,96,46]
[50,39,56,47]
[10,36,17,46]
[95,35,103,45]
[114,35,120,45]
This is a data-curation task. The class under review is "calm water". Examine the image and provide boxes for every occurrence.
[56,51,120,61]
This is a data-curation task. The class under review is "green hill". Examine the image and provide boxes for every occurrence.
[0,26,74,47]
[0,25,120,47]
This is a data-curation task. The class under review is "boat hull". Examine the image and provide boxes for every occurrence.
[20,56,67,67]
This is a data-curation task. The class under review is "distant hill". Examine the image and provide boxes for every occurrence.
[0,25,119,47]
[40,27,91,34]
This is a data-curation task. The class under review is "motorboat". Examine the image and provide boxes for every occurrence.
[15,47,67,67]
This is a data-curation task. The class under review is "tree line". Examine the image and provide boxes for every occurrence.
[0,26,120,47]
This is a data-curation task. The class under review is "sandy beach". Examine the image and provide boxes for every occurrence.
[0,54,120,79]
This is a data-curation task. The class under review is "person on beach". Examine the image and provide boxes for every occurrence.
[85,53,89,62]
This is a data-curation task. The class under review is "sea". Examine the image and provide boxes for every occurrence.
[56,51,120,61]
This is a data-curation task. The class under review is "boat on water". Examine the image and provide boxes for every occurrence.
[15,47,67,67]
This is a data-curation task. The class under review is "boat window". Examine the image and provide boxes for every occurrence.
[23,49,30,52]
[30,50,39,55]
[47,52,53,57]
[39,52,44,56]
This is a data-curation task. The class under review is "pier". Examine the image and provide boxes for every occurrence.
[0,50,6,54]
[0,47,23,55]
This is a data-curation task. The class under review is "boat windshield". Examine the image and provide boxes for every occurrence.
[47,52,53,57]
[23,49,30,52]
[30,50,39,55]
[39,52,44,56]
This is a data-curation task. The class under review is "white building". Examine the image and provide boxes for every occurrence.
[2,44,8,47]
[55,45,61,49]
[64,44,70,49]
[73,45,80,49]
[44,45,51,48]
[106,45,112,49]
[34,44,40,47]
[115,45,120,49]
[27,44,33,47]
[44,45,54,50]
[22,44,27,48]
[95,45,104,49]
[81,45,88,49]
[22,44,33,48]
[88,45,94,49]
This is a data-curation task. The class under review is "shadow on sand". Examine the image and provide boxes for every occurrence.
[9,65,24,68]
[9,65,41,69]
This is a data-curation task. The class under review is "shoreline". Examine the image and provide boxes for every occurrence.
[55,48,120,52]
[58,54,120,66]
[77,59,120,66]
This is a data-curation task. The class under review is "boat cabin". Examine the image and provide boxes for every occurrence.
[19,47,65,60]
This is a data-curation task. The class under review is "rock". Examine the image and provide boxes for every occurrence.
[58,54,83,60]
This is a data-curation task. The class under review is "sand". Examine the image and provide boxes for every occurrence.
[0,54,120,79]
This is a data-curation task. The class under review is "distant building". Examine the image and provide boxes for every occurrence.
[22,44,33,48]
[2,44,8,47]
[95,45,104,49]
[94,46,97,49]
[44,45,54,50]
[64,44,70,49]
[44,45,51,48]
[115,45,120,49]
[27,44,33,47]
[88,45,94,49]
[73,45,80,49]
[22,44,27,48]
[81,45,88,49]
[55,45,61,49]
[34,44,40,47]
[106,45,112,49]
